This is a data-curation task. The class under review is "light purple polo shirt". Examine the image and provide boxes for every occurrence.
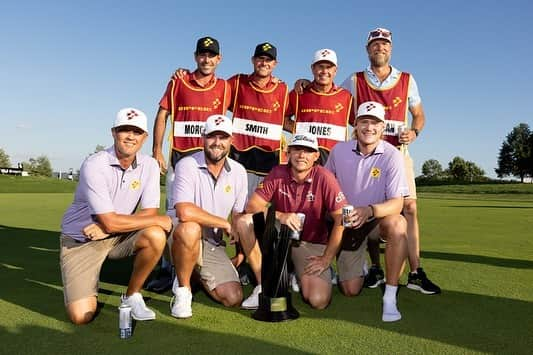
[325,140,409,206]
[171,151,247,244]
[61,146,161,242]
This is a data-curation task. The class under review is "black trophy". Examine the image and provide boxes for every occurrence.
[252,204,299,322]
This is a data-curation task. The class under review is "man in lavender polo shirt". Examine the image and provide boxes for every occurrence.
[325,101,409,322]
[60,108,172,325]
[235,132,346,310]
[169,114,248,319]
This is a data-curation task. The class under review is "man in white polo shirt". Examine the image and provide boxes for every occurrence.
[169,114,248,318]
[60,108,172,325]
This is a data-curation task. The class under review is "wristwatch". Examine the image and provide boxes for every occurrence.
[411,128,420,137]
[367,205,375,222]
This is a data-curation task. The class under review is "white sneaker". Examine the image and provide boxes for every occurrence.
[382,299,402,322]
[290,273,300,293]
[241,285,262,310]
[170,286,192,318]
[172,276,180,295]
[121,293,156,321]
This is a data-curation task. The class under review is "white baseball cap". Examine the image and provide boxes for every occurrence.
[367,27,392,45]
[356,101,386,122]
[204,114,233,136]
[288,132,319,151]
[312,48,337,66]
[114,107,148,133]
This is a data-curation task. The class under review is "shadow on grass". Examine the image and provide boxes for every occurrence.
[420,250,533,269]
[0,318,309,355]
[374,246,533,270]
[1,224,532,354]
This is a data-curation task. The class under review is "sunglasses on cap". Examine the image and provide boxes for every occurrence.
[368,29,392,41]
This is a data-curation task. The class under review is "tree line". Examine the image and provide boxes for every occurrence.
[419,123,533,183]
[3,123,532,182]
[0,145,107,178]
[495,123,533,183]
[0,148,53,177]
[419,157,487,183]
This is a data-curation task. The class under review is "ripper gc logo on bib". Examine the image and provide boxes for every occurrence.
[370,167,381,178]
[130,179,141,190]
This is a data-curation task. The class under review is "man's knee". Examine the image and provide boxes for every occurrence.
[403,199,417,217]
[307,292,331,310]
[340,279,363,297]
[66,298,97,325]
[216,284,243,307]
[173,222,201,246]
[140,226,167,251]
[381,215,407,242]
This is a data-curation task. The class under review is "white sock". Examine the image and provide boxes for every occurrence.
[382,284,401,322]
[383,284,398,302]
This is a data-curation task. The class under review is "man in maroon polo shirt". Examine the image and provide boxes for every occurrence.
[234,132,346,310]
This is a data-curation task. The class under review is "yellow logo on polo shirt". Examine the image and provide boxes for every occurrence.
[225,185,232,193]
[130,179,141,190]
[370,167,381,178]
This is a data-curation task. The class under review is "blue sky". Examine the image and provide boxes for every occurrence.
[1,0,532,177]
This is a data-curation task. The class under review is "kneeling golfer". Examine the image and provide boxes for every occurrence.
[60,108,171,324]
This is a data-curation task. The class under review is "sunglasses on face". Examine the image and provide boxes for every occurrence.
[368,29,392,39]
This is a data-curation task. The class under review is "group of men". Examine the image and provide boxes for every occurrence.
[59,27,440,326]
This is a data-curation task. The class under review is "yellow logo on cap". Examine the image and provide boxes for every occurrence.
[130,179,141,190]
[225,185,232,193]
[371,167,381,178]
[262,43,272,51]
[203,38,214,47]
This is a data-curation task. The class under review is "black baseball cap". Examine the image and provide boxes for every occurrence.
[195,36,220,55]
[253,42,277,60]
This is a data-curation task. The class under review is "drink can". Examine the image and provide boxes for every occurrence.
[290,213,306,240]
[398,124,409,143]
[342,205,354,227]
[119,304,132,339]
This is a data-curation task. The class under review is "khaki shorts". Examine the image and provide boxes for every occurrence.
[60,232,140,305]
[167,219,238,291]
[291,241,333,284]
[337,223,380,282]
[404,152,417,199]
[197,240,239,291]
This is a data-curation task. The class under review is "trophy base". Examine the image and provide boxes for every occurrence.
[252,293,299,322]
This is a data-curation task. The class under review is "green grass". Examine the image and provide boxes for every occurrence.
[0,175,77,193]
[1,180,533,354]
[417,183,533,195]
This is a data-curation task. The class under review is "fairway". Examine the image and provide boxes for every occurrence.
[1,187,533,354]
